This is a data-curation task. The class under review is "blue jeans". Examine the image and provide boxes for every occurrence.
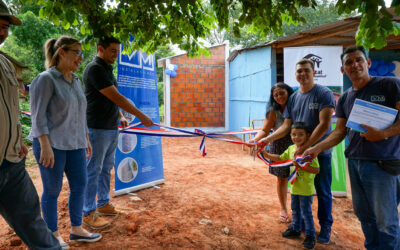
[315,154,333,229]
[33,139,87,232]
[291,194,315,237]
[348,159,400,250]
[83,128,119,216]
[0,159,60,249]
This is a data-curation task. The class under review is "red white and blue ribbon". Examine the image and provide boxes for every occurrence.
[256,145,313,184]
[21,110,314,176]
[20,111,31,117]
[289,155,313,184]
[118,123,261,156]
[195,129,207,156]
[21,111,260,156]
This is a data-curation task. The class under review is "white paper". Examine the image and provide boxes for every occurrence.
[346,99,398,133]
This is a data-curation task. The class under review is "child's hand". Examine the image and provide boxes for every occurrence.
[262,150,271,160]
[292,160,300,168]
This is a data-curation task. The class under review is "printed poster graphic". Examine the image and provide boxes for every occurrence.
[115,42,164,196]
[283,46,343,88]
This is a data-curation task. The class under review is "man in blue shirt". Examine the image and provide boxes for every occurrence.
[261,58,335,244]
[305,46,400,249]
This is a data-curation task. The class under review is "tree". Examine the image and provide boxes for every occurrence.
[206,0,353,49]
[337,0,400,49]
[14,1,400,54]
[2,10,62,82]
[2,3,98,82]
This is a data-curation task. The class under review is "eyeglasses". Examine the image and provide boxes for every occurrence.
[67,49,84,58]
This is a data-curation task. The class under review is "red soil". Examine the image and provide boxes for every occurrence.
[0,136,364,249]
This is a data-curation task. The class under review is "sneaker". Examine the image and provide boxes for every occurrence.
[60,242,69,250]
[282,226,301,238]
[83,211,110,229]
[317,227,331,244]
[97,203,120,216]
[303,235,316,249]
[69,233,102,242]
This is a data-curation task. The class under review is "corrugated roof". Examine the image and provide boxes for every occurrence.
[228,9,400,62]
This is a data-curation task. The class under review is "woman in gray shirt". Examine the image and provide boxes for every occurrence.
[30,36,101,248]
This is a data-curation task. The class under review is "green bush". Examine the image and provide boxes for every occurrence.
[19,96,32,146]
[157,81,164,106]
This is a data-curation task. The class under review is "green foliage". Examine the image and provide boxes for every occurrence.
[208,0,353,48]
[159,104,165,117]
[157,81,164,107]
[7,0,400,60]
[2,10,62,82]
[336,0,400,50]
[16,0,327,56]
[1,5,98,82]
[155,44,174,83]
[19,97,32,146]
[273,0,353,39]
[18,0,216,56]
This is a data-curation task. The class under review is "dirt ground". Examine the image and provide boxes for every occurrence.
[0,135,365,249]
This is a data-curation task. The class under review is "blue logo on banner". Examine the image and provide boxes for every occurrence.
[119,46,155,71]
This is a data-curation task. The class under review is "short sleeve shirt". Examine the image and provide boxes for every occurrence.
[283,84,335,155]
[84,56,119,130]
[336,77,400,160]
[280,144,319,196]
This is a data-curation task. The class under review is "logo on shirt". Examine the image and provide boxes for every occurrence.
[309,103,319,109]
[370,95,385,102]
[303,54,326,78]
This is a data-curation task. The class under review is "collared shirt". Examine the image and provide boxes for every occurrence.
[29,67,88,150]
[84,56,119,130]
[0,53,22,165]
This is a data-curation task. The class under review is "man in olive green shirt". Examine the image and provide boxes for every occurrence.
[0,1,60,249]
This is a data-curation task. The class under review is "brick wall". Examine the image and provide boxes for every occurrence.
[169,45,225,127]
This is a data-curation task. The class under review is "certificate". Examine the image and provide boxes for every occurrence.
[346,99,398,133]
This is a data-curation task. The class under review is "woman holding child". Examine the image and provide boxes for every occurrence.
[249,82,294,223]
[29,36,101,248]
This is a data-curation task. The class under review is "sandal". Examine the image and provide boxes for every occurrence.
[279,213,291,224]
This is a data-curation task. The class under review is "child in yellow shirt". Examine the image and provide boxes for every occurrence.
[263,122,319,250]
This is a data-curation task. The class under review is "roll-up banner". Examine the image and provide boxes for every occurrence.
[114,42,164,196]
[284,46,347,197]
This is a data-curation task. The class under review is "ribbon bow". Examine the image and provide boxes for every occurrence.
[256,144,313,184]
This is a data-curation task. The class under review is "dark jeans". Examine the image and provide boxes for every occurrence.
[0,158,60,250]
[315,154,333,229]
[291,194,315,237]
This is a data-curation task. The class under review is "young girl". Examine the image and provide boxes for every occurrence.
[262,122,319,250]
